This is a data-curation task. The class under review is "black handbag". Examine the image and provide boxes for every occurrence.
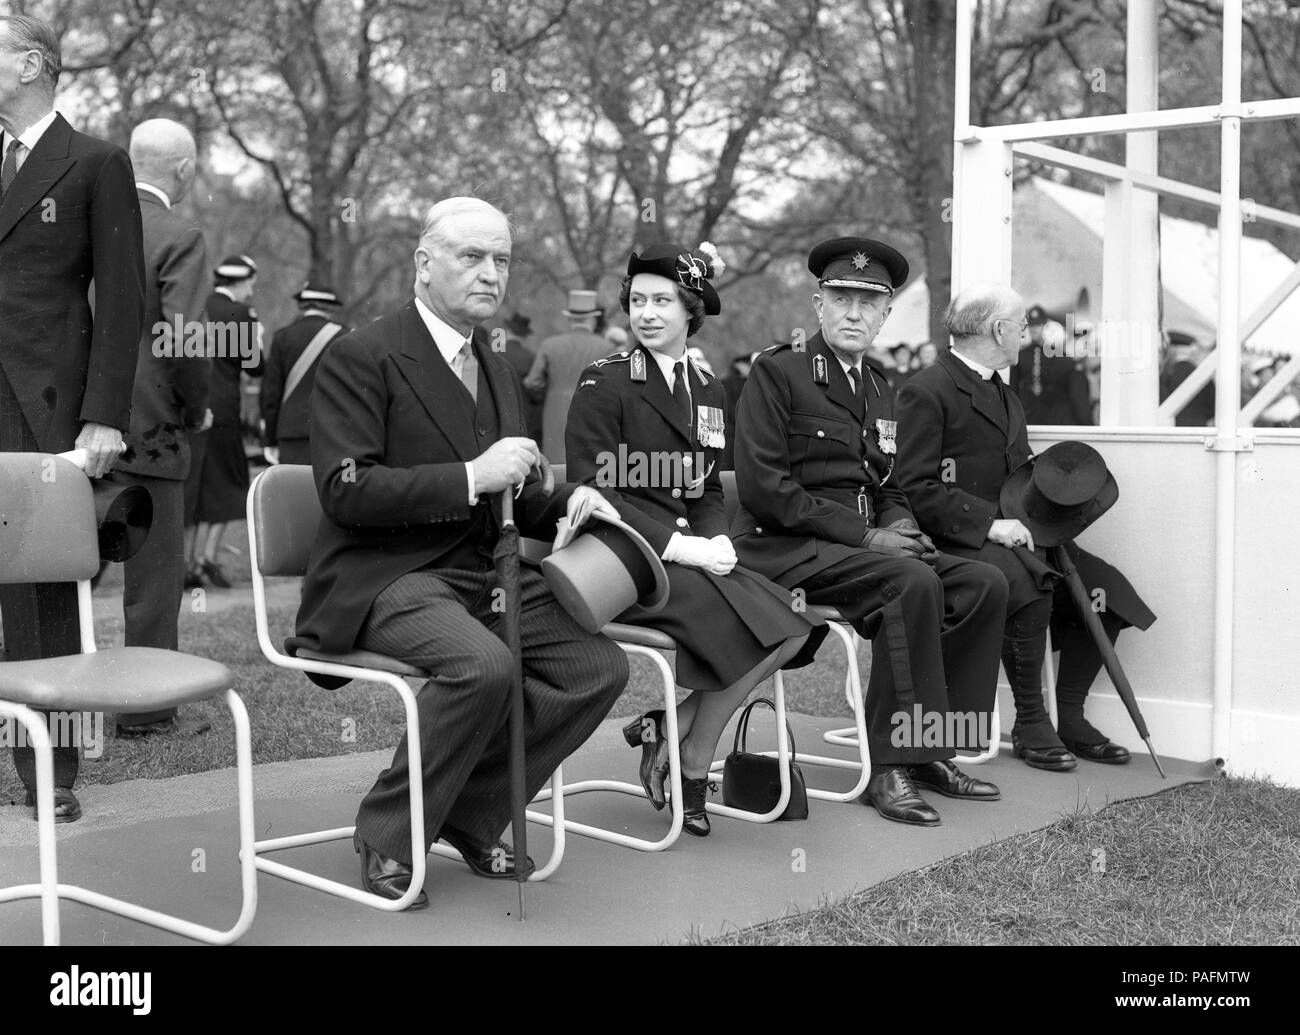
[721,698,809,821]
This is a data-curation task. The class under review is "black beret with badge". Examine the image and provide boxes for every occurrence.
[625,241,725,315]
[807,237,910,296]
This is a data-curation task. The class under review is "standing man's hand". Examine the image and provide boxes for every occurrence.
[74,422,126,478]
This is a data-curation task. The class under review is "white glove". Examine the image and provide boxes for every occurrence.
[263,446,280,466]
[663,533,736,575]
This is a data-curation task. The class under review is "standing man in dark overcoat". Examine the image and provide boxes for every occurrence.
[0,13,146,821]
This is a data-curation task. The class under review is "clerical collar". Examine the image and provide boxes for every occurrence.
[950,347,1000,381]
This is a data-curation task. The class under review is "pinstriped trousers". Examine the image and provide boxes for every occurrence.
[354,566,628,865]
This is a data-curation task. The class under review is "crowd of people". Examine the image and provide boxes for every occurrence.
[2,13,1157,909]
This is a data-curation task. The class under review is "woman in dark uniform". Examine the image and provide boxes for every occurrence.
[183,255,264,587]
[565,243,826,836]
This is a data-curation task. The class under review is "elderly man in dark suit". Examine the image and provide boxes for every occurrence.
[260,280,347,466]
[112,118,212,737]
[290,196,628,907]
[733,238,1008,827]
[0,14,146,822]
[896,283,1155,771]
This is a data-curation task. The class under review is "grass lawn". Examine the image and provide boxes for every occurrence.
[708,777,1300,945]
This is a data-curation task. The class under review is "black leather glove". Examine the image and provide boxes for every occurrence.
[861,526,927,558]
[886,518,939,559]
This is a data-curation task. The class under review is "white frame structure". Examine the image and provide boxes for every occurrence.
[952,0,1300,772]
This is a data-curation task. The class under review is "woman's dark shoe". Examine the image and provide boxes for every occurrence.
[1011,727,1077,772]
[1061,737,1131,764]
[680,777,714,837]
[622,709,669,810]
[200,559,232,589]
[183,564,204,589]
[25,787,82,824]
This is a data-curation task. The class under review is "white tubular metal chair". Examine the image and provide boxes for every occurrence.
[524,467,796,851]
[246,465,563,911]
[0,453,256,946]
[718,471,871,801]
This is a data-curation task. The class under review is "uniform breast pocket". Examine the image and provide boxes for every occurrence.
[788,412,853,484]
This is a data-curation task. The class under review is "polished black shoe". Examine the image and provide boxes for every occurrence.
[439,824,535,879]
[680,777,713,837]
[1011,729,1077,772]
[354,832,428,909]
[860,767,940,826]
[183,564,204,589]
[622,709,669,810]
[25,787,82,824]
[116,716,212,739]
[1061,737,1131,764]
[201,559,232,589]
[907,759,1000,801]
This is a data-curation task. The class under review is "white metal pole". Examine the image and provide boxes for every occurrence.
[1212,0,1244,766]
[1124,0,1161,424]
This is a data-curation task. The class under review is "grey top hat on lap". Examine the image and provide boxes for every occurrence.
[999,441,1118,547]
[542,511,669,634]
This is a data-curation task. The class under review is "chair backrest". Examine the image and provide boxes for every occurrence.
[250,465,322,577]
[720,470,740,524]
[0,453,100,583]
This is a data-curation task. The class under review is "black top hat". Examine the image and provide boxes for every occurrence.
[215,254,258,281]
[541,511,669,634]
[504,311,532,336]
[294,280,342,306]
[91,478,154,563]
[626,242,723,316]
[807,237,909,296]
[999,441,1118,547]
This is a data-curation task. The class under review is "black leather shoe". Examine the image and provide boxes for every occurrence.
[1061,737,1131,764]
[26,787,82,824]
[184,565,204,589]
[907,759,1000,801]
[439,824,535,879]
[622,709,669,810]
[861,768,940,826]
[354,832,428,909]
[201,559,232,589]
[1011,730,1077,772]
[680,777,712,837]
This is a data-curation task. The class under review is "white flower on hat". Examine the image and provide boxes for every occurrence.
[697,241,726,278]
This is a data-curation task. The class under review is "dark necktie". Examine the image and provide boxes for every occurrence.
[1,138,22,199]
[990,371,1011,418]
[672,360,691,432]
[457,340,478,404]
[848,365,866,416]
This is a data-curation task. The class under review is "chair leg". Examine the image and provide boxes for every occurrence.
[0,701,60,945]
[528,642,685,851]
[0,691,258,945]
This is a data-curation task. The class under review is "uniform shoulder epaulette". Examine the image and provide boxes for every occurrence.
[687,355,716,383]
[592,351,630,367]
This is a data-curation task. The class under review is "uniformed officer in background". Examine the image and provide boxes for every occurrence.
[183,254,263,587]
[732,237,1009,827]
[260,281,347,466]
[1010,304,1093,426]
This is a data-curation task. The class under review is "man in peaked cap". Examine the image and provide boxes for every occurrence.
[732,237,1010,827]
[260,280,348,466]
[1010,303,1093,426]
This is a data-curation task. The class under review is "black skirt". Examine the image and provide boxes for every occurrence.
[617,562,827,692]
[190,424,250,523]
